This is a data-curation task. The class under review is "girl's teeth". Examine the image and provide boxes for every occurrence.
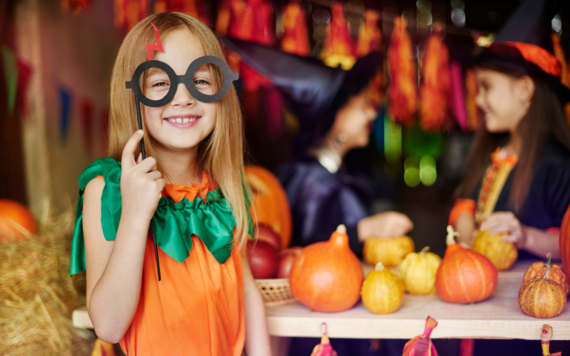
[167,117,198,123]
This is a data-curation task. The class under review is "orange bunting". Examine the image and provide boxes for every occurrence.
[420,31,450,132]
[356,10,382,58]
[280,1,311,57]
[387,17,417,125]
[321,2,356,70]
[465,69,478,131]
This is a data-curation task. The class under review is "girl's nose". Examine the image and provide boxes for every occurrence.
[170,83,196,108]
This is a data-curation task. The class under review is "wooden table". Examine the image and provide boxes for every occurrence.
[72,261,570,340]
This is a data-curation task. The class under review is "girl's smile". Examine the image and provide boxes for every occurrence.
[163,114,201,128]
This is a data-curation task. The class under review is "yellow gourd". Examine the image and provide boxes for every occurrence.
[363,236,415,267]
[361,262,405,314]
[472,230,518,271]
[397,247,442,295]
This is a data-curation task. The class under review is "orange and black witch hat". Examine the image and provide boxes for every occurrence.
[475,0,570,102]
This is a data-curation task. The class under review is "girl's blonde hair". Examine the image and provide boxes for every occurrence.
[108,12,251,247]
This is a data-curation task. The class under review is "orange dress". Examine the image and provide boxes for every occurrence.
[119,175,246,356]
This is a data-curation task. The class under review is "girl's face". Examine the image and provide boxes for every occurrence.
[329,88,378,151]
[474,68,533,133]
[143,29,217,153]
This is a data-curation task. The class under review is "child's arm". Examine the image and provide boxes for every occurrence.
[455,212,476,246]
[241,249,273,356]
[480,211,560,259]
[84,131,166,343]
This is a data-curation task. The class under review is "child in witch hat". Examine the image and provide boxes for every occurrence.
[450,0,570,353]
[222,38,413,356]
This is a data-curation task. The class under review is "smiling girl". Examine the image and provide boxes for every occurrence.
[450,0,570,262]
[70,12,271,356]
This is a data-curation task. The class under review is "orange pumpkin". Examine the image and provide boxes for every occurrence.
[435,226,498,304]
[289,225,363,312]
[522,253,569,295]
[560,204,570,282]
[245,166,292,249]
[0,200,36,238]
[518,263,567,319]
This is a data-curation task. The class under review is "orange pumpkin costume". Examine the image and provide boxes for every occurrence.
[71,158,247,356]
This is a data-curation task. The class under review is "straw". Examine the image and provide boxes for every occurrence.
[0,198,94,355]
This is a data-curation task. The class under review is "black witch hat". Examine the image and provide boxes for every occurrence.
[220,37,381,133]
[475,0,570,102]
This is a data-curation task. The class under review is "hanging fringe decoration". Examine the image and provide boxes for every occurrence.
[419,28,450,132]
[61,0,92,15]
[402,316,439,356]
[320,2,356,70]
[465,69,478,131]
[153,0,210,25]
[310,323,338,356]
[551,33,570,128]
[280,1,310,57]
[114,0,149,33]
[387,17,417,126]
[448,61,468,132]
[356,10,381,58]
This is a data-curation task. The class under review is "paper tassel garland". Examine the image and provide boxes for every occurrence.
[387,17,417,126]
[465,69,478,131]
[356,10,382,58]
[419,30,450,132]
[320,2,356,70]
[541,324,561,356]
[280,1,310,57]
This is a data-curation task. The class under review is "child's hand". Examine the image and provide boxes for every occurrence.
[479,211,527,249]
[120,130,166,222]
[358,211,414,242]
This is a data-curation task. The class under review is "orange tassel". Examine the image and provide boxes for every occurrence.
[420,30,450,132]
[321,2,356,70]
[356,10,382,58]
[280,1,311,57]
[387,17,417,125]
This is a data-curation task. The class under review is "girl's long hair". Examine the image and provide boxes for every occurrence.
[455,61,570,213]
[108,12,251,248]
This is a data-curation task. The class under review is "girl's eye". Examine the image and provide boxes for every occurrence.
[194,79,210,86]
[153,81,169,88]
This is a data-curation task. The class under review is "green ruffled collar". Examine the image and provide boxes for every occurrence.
[70,157,252,275]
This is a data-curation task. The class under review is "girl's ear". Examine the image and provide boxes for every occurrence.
[516,75,535,104]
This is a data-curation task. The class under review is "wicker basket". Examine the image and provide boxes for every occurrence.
[255,278,297,307]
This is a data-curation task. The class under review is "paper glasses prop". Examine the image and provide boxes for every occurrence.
[124,24,239,281]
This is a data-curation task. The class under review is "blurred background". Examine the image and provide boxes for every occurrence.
[1,0,570,256]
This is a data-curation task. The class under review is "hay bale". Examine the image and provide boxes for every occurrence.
[0,200,94,355]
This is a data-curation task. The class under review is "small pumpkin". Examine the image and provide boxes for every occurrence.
[472,229,518,271]
[518,261,567,319]
[289,225,363,312]
[361,262,404,314]
[398,246,441,295]
[435,226,498,304]
[245,166,292,248]
[522,253,569,295]
[0,200,36,239]
[560,204,570,282]
[363,235,415,267]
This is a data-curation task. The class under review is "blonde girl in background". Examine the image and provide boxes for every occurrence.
[70,12,272,356]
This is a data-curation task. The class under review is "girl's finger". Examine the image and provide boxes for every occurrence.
[121,130,144,169]
[157,178,167,192]
[135,156,158,173]
[146,170,163,181]
[137,152,143,164]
